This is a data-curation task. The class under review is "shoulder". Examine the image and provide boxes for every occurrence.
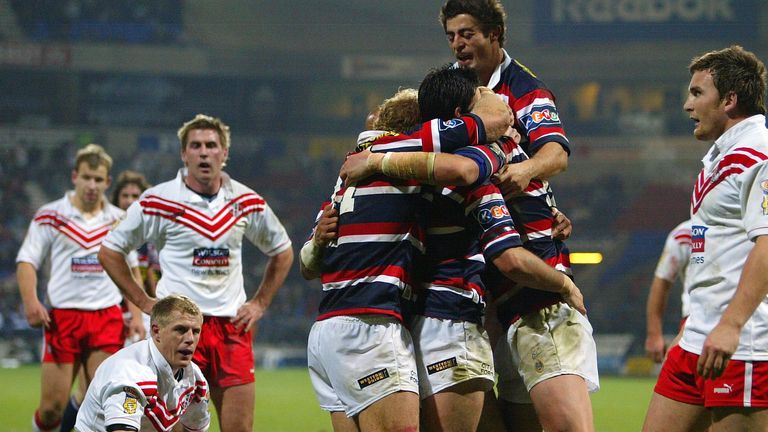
[500,58,550,97]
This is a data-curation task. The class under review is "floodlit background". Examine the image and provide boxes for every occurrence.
[0,0,765,378]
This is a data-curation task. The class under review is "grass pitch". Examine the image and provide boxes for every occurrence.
[0,366,654,431]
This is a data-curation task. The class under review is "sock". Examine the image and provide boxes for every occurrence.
[59,395,81,432]
[33,410,61,432]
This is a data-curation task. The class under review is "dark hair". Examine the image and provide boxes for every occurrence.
[689,45,767,116]
[111,170,151,206]
[440,0,507,47]
[419,65,480,121]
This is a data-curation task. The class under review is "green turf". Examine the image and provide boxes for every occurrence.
[0,365,655,431]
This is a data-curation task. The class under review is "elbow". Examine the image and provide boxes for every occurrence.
[492,250,525,278]
[449,159,480,186]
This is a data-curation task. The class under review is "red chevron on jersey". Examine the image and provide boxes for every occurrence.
[144,385,199,431]
[34,211,112,249]
[140,193,265,240]
[692,148,768,213]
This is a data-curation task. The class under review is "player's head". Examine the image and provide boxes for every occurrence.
[440,0,506,83]
[71,144,113,208]
[373,88,420,133]
[111,170,151,210]
[419,64,480,121]
[177,114,231,190]
[150,295,203,371]
[685,45,766,141]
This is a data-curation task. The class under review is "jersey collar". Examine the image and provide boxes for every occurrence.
[486,49,512,90]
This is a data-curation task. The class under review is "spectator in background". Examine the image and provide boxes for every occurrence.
[645,219,692,363]
[99,114,294,432]
[16,144,141,432]
[643,45,768,432]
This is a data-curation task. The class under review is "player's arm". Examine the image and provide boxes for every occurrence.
[234,246,294,332]
[16,261,50,328]
[124,265,147,341]
[645,276,674,363]
[490,247,585,315]
[99,246,155,314]
[698,235,768,379]
[300,204,338,280]
[493,142,567,195]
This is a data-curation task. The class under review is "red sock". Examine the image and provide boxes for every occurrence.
[33,410,61,432]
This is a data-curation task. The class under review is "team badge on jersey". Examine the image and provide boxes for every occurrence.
[691,225,708,253]
[122,392,139,414]
[438,119,465,131]
[760,180,768,215]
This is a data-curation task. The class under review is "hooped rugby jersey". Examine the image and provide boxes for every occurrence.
[483,138,573,327]
[680,115,768,360]
[16,192,127,310]
[416,180,522,324]
[103,170,292,317]
[476,48,572,157]
[74,338,209,432]
[654,219,692,317]
[312,114,505,322]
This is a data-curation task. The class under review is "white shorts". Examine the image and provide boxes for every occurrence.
[495,303,599,403]
[411,316,495,398]
[307,315,419,417]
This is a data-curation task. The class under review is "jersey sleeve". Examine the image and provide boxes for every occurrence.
[15,210,55,268]
[102,382,148,431]
[417,114,487,153]
[654,222,691,282]
[465,182,522,260]
[245,198,292,256]
[741,161,768,241]
[102,199,154,255]
[514,88,571,156]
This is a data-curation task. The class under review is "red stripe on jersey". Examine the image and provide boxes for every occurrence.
[673,233,692,244]
[317,307,402,322]
[321,264,407,284]
[421,121,436,153]
[34,212,112,249]
[521,218,551,235]
[690,148,766,213]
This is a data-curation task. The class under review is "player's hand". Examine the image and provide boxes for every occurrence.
[645,334,666,363]
[492,160,534,195]
[340,149,379,186]
[560,276,586,315]
[314,204,339,247]
[551,208,572,240]
[23,299,50,328]
[232,299,267,333]
[697,322,739,379]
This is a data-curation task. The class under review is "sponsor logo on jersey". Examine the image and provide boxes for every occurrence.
[438,118,465,131]
[192,248,230,267]
[523,105,560,131]
[427,357,458,375]
[71,255,103,274]
[691,225,708,253]
[478,205,510,225]
[357,368,390,389]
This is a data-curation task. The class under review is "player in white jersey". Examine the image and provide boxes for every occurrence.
[99,114,294,432]
[16,144,142,432]
[75,295,210,432]
[645,219,692,363]
[643,46,768,431]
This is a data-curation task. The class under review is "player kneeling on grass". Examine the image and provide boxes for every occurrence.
[74,295,210,432]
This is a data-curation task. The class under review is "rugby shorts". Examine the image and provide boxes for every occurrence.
[411,315,495,398]
[307,314,419,417]
[495,302,599,403]
[43,305,125,363]
[655,345,768,408]
[193,315,255,388]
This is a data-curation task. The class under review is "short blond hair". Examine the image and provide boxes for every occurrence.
[75,144,113,173]
[151,295,203,328]
[373,88,420,133]
[177,114,231,150]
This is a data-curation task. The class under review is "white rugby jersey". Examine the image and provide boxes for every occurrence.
[680,115,768,360]
[654,219,692,317]
[103,170,292,317]
[74,338,210,432]
[16,192,126,310]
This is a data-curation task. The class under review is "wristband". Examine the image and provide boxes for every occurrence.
[300,240,323,273]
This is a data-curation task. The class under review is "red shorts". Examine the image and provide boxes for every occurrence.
[655,345,768,408]
[193,316,255,388]
[42,306,125,363]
